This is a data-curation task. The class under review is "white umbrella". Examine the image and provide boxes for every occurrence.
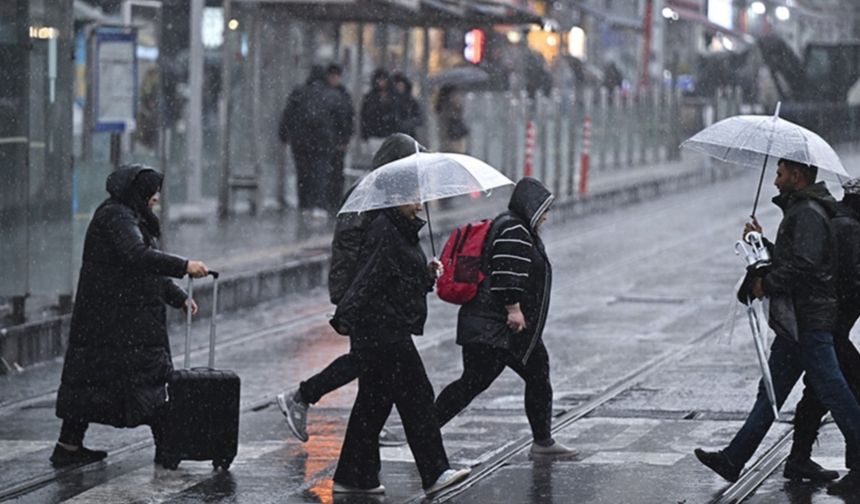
[338,151,514,255]
[681,102,850,217]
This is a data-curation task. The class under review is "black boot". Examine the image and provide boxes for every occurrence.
[827,470,860,496]
[50,444,107,468]
[783,457,840,482]
[694,448,741,482]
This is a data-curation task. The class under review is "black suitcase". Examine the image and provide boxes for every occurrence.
[160,271,240,470]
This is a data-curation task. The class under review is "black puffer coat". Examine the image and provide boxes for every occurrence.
[330,208,434,348]
[763,182,838,337]
[56,167,188,428]
[457,178,554,364]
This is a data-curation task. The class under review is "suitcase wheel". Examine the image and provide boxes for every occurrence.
[213,458,233,470]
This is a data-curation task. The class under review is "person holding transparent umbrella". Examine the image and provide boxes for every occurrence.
[326,169,470,496]
[694,159,860,496]
[681,106,860,494]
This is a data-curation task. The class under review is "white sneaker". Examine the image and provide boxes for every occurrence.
[276,391,309,442]
[529,439,577,458]
[331,482,385,494]
[424,468,470,495]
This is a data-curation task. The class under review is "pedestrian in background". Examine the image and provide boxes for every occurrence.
[52,165,209,468]
[435,84,469,154]
[391,72,423,139]
[433,177,576,458]
[327,170,469,496]
[279,65,340,220]
[360,68,397,154]
[783,176,860,483]
[326,63,355,216]
[695,160,860,497]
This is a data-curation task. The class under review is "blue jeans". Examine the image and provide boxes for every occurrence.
[725,331,860,470]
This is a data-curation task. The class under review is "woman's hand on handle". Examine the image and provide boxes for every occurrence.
[186,260,209,278]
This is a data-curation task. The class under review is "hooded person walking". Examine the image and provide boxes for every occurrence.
[52,164,209,468]
[323,165,470,496]
[433,177,575,457]
[277,133,428,448]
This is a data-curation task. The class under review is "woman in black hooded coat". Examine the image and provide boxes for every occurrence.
[52,164,209,467]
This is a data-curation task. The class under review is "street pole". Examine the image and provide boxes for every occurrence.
[218,0,233,220]
[639,0,653,90]
[188,0,204,204]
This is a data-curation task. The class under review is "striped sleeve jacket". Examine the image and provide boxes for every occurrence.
[488,222,534,305]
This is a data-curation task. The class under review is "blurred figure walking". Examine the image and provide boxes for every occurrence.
[279,65,340,219]
[360,69,397,154]
[391,72,423,139]
[435,84,469,154]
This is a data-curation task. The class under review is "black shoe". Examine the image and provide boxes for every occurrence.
[783,457,840,482]
[50,444,107,468]
[694,448,741,483]
[827,470,860,496]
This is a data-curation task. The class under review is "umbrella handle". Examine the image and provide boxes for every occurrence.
[425,202,437,257]
[750,153,770,219]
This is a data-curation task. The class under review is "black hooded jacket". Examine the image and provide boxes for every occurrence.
[56,166,188,428]
[330,208,435,348]
[763,182,839,337]
[457,178,554,364]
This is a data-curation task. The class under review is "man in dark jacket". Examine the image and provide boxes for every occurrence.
[279,65,340,217]
[784,177,860,483]
[326,173,469,495]
[695,160,860,497]
[52,164,209,468]
[277,134,426,445]
[433,177,575,457]
[326,63,355,215]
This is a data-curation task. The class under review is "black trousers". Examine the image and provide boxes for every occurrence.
[291,144,332,210]
[791,307,860,460]
[434,341,553,442]
[299,352,359,405]
[333,340,449,490]
[58,407,166,447]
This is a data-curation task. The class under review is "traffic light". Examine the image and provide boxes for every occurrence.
[464,29,485,64]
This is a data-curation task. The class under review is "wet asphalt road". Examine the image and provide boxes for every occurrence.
[2,167,859,503]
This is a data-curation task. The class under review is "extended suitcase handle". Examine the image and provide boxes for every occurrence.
[184,271,220,369]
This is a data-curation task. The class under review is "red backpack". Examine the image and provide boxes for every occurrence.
[436,220,494,305]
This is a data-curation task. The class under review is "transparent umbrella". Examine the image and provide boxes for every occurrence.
[681,102,850,217]
[338,151,514,255]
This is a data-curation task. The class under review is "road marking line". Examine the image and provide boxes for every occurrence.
[580,451,686,466]
[0,440,55,463]
[60,441,283,504]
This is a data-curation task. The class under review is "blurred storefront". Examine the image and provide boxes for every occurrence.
[0,0,75,322]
